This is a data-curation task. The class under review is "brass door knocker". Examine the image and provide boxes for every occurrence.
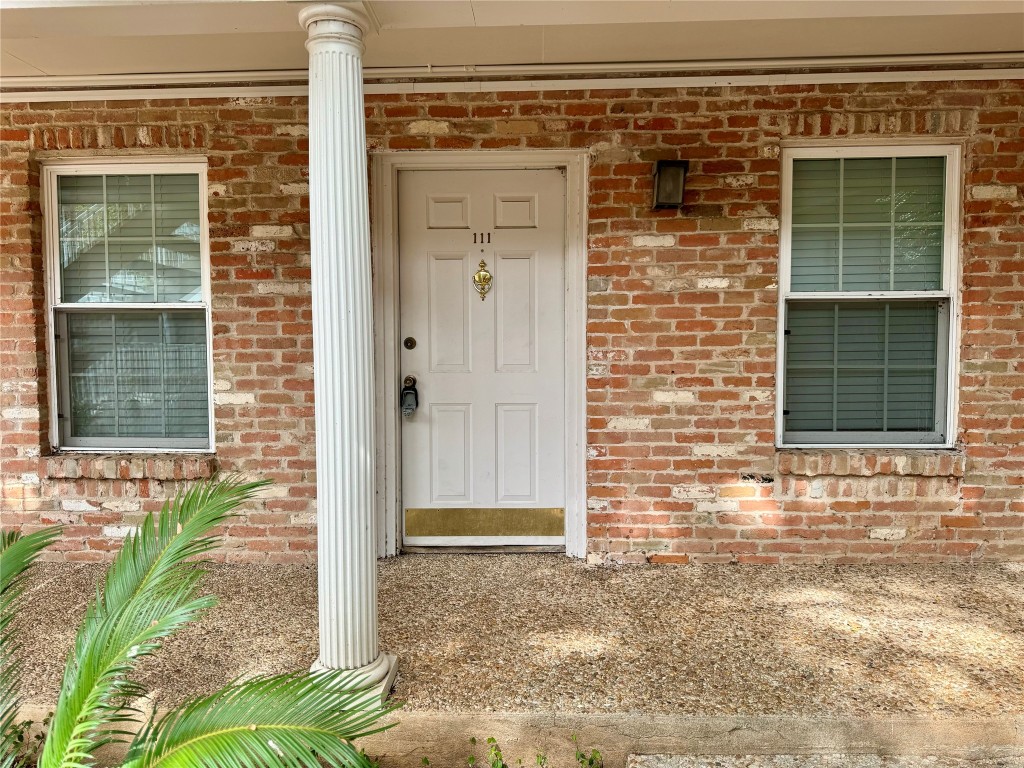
[472,259,492,301]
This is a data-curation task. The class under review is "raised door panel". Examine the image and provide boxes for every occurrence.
[427,195,470,229]
[493,193,538,229]
[430,403,472,503]
[428,252,471,372]
[496,403,537,503]
[494,252,536,372]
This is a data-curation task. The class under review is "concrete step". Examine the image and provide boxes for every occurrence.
[17,704,1023,768]
[361,712,1024,768]
[629,759,1023,768]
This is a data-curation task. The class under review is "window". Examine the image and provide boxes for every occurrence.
[778,145,959,447]
[43,160,213,451]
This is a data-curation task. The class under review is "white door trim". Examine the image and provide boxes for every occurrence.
[370,150,589,558]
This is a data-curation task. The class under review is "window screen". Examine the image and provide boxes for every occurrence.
[65,312,209,441]
[785,301,945,436]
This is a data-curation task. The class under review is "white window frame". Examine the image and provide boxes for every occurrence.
[42,157,215,453]
[776,143,961,449]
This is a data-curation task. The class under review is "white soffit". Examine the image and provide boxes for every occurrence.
[0,0,1022,82]
[361,15,1024,70]
[368,1,1024,29]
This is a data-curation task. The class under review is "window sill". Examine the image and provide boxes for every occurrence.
[43,453,218,481]
[777,447,964,478]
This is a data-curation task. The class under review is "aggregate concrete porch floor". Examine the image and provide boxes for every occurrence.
[19,555,1024,717]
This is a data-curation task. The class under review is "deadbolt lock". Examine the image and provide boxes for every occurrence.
[403,336,417,350]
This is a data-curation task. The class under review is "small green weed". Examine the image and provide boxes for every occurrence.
[8,712,52,767]
[572,734,603,768]
[458,734,595,768]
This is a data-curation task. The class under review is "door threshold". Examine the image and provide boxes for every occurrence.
[400,545,565,554]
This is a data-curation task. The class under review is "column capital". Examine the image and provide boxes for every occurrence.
[299,3,369,53]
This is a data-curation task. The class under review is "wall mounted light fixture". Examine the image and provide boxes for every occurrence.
[652,159,689,209]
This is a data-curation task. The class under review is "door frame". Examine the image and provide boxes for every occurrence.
[370,150,589,558]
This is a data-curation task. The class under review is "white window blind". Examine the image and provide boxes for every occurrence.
[790,157,945,292]
[58,174,202,303]
[65,312,209,441]
[48,165,212,451]
[780,148,956,447]
[785,301,945,434]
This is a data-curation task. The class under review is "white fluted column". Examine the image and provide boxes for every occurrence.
[301,3,393,688]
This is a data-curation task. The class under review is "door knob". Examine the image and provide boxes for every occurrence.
[401,376,419,417]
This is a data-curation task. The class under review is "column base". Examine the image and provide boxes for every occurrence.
[311,652,399,706]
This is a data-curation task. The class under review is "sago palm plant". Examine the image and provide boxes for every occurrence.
[1,477,396,768]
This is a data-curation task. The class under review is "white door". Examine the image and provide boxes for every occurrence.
[399,169,566,546]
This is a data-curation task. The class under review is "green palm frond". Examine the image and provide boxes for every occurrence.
[5,476,398,768]
[122,669,397,768]
[1,527,62,595]
[96,478,268,628]
[1,527,61,768]
[39,477,267,768]
[40,587,216,768]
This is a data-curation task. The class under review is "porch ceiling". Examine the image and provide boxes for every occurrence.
[1,1,1022,81]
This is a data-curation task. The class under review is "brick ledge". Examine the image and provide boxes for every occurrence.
[777,448,965,478]
[43,454,218,481]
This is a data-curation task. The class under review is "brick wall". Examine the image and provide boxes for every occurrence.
[0,97,318,563]
[1,76,1022,563]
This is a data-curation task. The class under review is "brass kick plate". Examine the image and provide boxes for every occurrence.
[405,507,565,537]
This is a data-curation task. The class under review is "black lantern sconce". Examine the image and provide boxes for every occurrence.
[652,159,689,209]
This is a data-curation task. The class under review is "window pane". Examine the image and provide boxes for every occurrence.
[155,174,202,239]
[791,228,839,291]
[894,225,942,290]
[895,157,945,223]
[836,304,885,366]
[113,314,164,436]
[887,370,936,430]
[836,370,884,431]
[107,241,155,302]
[785,370,834,431]
[58,175,104,242]
[66,310,209,442]
[57,173,203,304]
[59,176,108,303]
[105,175,153,238]
[889,303,939,365]
[843,158,891,224]
[792,159,840,225]
[787,304,834,364]
[785,301,941,436]
[785,303,837,432]
[67,313,117,436]
[155,241,203,302]
[842,227,890,291]
[163,312,211,437]
[789,155,945,292]
[60,240,110,303]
